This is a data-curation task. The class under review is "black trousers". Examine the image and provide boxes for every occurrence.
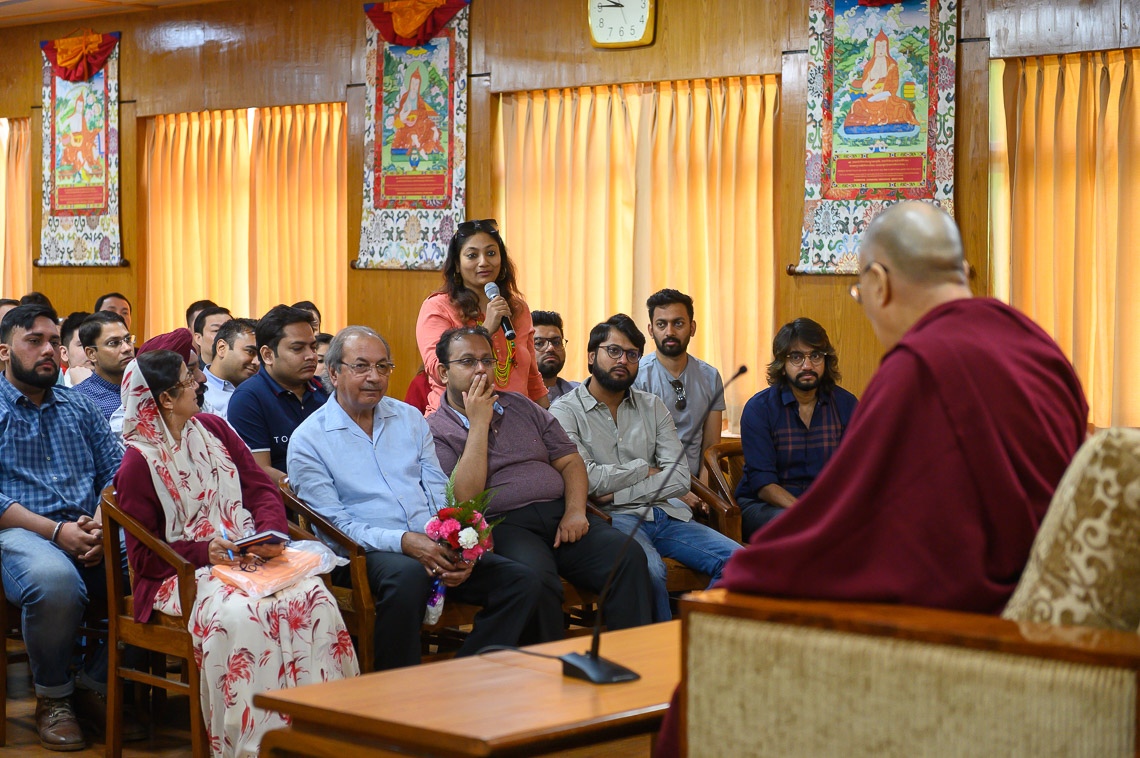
[337,550,540,671]
[738,495,787,542]
[491,498,654,643]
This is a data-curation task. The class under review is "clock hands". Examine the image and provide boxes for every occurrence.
[598,1,624,8]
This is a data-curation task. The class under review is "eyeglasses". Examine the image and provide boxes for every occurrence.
[443,357,497,370]
[102,335,136,350]
[339,361,396,377]
[164,376,198,394]
[457,219,499,237]
[849,261,889,304]
[787,351,828,366]
[534,337,566,350]
[596,344,641,363]
[668,379,688,410]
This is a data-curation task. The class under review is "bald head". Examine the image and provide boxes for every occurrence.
[861,201,967,286]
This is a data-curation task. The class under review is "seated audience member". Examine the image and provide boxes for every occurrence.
[94,292,133,331]
[532,310,579,402]
[0,304,143,750]
[550,314,741,622]
[634,290,724,483]
[59,311,93,387]
[20,291,55,310]
[109,328,211,444]
[115,351,358,756]
[314,331,333,389]
[404,365,430,414]
[184,299,218,331]
[736,318,858,540]
[228,305,326,483]
[0,299,15,374]
[73,311,134,421]
[288,326,540,670]
[292,300,322,334]
[655,200,1091,758]
[192,305,232,366]
[203,318,259,419]
[428,326,653,641]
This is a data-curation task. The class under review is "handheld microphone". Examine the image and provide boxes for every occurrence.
[560,364,749,684]
[483,282,517,340]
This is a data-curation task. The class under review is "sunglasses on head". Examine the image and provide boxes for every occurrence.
[457,219,499,237]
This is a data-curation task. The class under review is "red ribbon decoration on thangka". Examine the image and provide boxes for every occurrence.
[41,31,120,82]
[365,0,470,46]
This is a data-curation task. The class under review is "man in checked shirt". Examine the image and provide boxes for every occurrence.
[735,318,858,541]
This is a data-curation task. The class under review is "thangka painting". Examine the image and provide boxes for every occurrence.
[356,5,468,270]
[797,0,955,274]
[39,32,122,266]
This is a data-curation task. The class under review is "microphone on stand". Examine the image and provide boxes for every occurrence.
[560,364,749,684]
[483,282,516,340]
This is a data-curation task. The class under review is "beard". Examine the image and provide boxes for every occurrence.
[590,360,637,393]
[789,370,821,392]
[537,354,565,380]
[654,334,689,358]
[9,353,60,389]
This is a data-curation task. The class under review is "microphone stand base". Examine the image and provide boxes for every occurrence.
[560,652,641,684]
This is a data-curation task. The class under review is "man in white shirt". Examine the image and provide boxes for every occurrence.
[192,305,232,366]
[203,318,259,419]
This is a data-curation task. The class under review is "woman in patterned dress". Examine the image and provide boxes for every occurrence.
[415,218,550,414]
[113,350,358,757]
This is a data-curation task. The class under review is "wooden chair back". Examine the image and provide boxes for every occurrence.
[101,486,209,758]
[702,439,744,511]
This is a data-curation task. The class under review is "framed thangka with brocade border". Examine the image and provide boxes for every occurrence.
[797,0,955,274]
[355,6,468,270]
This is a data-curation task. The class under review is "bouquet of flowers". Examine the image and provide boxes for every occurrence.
[422,477,501,624]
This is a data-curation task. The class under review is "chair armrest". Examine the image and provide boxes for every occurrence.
[101,486,198,620]
[277,480,366,559]
[585,501,612,524]
[690,476,741,543]
[702,440,742,505]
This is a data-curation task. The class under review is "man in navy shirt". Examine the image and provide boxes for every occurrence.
[229,305,327,483]
[737,318,858,541]
[72,311,134,421]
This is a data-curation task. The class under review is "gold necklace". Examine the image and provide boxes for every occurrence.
[493,336,514,387]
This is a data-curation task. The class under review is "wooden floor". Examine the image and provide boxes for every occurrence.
[2,660,652,757]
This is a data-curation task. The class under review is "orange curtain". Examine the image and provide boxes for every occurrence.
[493,77,778,428]
[991,52,1140,427]
[0,118,32,297]
[251,103,347,331]
[144,110,252,337]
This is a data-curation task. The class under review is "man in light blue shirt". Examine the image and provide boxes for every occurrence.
[202,318,260,419]
[288,326,539,670]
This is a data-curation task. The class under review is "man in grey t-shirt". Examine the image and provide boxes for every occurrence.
[633,289,724,481]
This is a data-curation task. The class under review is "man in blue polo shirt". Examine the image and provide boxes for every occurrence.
[72,311,134,421]
[229,305,326,483]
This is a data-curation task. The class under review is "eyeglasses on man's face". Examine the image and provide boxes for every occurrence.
[534,337,566,351]
[596,344,641,363]
[787,351,827,367]
[339,361,396,377]
[102,335,136,350]
[668,379,688,410]
[457,218,499,237]
[444,357,497,370]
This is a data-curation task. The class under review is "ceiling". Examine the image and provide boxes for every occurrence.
[0,0,230,28]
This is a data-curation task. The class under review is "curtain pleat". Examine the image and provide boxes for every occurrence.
[493,77,778,429]
[0,118,32,297]
[992,51,1139,427]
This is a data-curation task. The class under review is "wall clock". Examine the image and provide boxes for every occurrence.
[588,0,656,49]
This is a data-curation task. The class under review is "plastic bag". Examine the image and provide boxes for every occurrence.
[211,540,347,600]
[423,577,445,625]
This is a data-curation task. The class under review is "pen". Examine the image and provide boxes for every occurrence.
[221,527,234,561]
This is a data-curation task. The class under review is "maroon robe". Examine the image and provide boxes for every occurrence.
[657,298,1087,756]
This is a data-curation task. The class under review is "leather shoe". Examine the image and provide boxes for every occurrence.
[73,686,149,742]
[35,696,85,751]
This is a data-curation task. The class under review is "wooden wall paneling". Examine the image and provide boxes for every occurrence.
[960,0,986,41]
[986,0,1122,58]
[775,53,882,397]
[0,25,37,117]
[955,40,991,297]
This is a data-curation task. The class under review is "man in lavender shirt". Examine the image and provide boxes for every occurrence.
[428,326,653,643]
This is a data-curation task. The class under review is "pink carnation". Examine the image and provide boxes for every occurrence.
[462,546,484,562]
[425,518,441,540]
[437,518,461,541]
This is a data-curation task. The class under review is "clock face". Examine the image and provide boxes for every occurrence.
[589,0,655,48]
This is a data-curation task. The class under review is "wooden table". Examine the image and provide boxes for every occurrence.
[255,620,680,757]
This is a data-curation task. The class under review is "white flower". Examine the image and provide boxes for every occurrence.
[457,527,480,550]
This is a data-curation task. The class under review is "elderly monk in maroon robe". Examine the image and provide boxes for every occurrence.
[656,201,1088,756]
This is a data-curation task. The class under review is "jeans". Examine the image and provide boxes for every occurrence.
[738,496,787,542]
[0,527,107,698]
[610,507,742,622]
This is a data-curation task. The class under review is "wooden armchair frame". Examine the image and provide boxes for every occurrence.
[101,485,208,758]
[702,439,744,514]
